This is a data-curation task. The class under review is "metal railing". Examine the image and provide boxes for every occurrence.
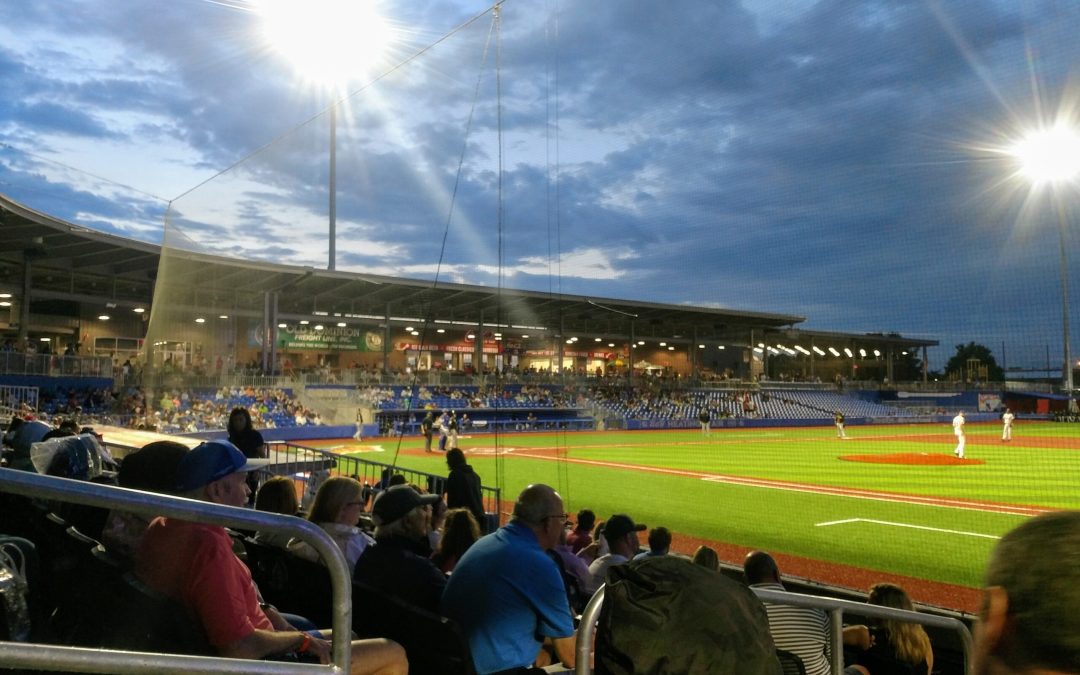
[0,353,113,378]
[265,441,502,521]
[0,468,354,675]
[575,585,974,675]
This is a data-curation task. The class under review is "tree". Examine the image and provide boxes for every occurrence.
[945,342,1004,382]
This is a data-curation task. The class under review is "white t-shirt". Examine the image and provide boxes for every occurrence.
[952,415,965,435]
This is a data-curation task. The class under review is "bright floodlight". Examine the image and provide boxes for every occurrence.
[1010,124,1080,185]
[259,0,392,85]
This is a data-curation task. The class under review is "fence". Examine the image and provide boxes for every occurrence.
[0,384,37,421]
[264,441,502,521]
[0,353,112,378]
[574,585,974,675]
[0,468,354,674]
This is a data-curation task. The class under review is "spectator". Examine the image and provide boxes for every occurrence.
[971,510,1080,675]
[228,407,266,503]
[135,440,406,674]
[565,509,595,555]
[253,476,303,548]
[549,524,593,615]
[576,519,608,566]
[691,545,719,571]
[100,440,189,565]
[353,484,445,613]
[442,483,576,674]
[586,514,646,594]
[633,526,671,560]
[444,448,485,531]
[289,476,375,572]
[432,507,480,574]
[744,550,868,675]
[852,583,933,675]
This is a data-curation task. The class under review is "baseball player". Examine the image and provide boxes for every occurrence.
[953,411,966,458]
[1001,407,1015,442]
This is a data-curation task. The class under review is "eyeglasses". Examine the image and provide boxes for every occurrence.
[543,513,570,524]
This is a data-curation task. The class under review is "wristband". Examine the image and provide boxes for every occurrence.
[297,633,312,654]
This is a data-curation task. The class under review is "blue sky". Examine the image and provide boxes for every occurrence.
[1,0,1079,371]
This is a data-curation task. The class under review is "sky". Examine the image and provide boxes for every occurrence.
[1,0,1080,372]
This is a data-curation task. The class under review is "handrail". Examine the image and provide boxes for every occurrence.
[573,584,974,675]
[0,468,353,675]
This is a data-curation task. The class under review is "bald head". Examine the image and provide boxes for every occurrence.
[743,550,781,585]
[512,484,562,526]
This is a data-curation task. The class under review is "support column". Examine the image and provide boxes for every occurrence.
[268,292,279,375]
[557,314,565,377]
[922,346,929,383]
[474,313,484,376]
[628,320,636,386]
[382,304,392,376]
[18,251,33,345]
[260,291,271,373]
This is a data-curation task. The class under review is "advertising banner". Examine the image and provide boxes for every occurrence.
[277,326,384,351]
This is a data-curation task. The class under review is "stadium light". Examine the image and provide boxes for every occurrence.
[278,323,287,328]
[1007,123,1079,397]
[873,349,881,357]
[812,346,826,356]
[194,317,204,324]
[828,347,840,357]
[859,348,867,358]
[717,345,725,350]
[133,307,145,314]
[844,348,853,358]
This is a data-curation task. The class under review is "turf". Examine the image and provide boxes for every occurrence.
[345,421,1080,588]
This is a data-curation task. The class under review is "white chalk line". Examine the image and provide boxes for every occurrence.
[815,518,1001,540]
[510,451,1049,517]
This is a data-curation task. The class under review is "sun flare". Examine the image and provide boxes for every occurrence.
[258,0,393,86]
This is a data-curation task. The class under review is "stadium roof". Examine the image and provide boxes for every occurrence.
[0,193,936,350]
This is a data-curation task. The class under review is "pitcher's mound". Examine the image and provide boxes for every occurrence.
[840,452,984,466]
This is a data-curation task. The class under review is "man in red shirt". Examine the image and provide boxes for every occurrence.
[136,439,406,674]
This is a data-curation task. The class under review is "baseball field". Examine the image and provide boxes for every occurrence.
[323,420,1080,612]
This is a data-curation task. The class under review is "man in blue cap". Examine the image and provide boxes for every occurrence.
[136,440,406,674]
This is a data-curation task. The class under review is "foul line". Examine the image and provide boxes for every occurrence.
[510,452,1049,517]
[815,518,1001,540]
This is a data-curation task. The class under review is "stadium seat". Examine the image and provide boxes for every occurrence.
[352,580,476,675]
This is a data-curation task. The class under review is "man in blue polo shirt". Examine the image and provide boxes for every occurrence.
[442,483,576,675]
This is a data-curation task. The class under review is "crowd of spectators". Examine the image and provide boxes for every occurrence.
[2,414,1078,675]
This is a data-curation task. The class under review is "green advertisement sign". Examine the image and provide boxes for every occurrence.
[276,326,384,352]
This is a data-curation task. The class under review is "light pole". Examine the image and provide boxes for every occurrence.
[1009,124,1080,400]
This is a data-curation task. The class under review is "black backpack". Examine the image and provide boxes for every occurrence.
[596,556,782,675]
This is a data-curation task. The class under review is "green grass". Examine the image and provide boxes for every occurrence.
[348,421,1080,589]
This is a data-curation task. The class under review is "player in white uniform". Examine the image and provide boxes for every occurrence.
[1001,407,1015,442]
[952,411,966,458]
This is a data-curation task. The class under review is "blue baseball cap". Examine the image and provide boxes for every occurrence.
[175,439,270,492]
